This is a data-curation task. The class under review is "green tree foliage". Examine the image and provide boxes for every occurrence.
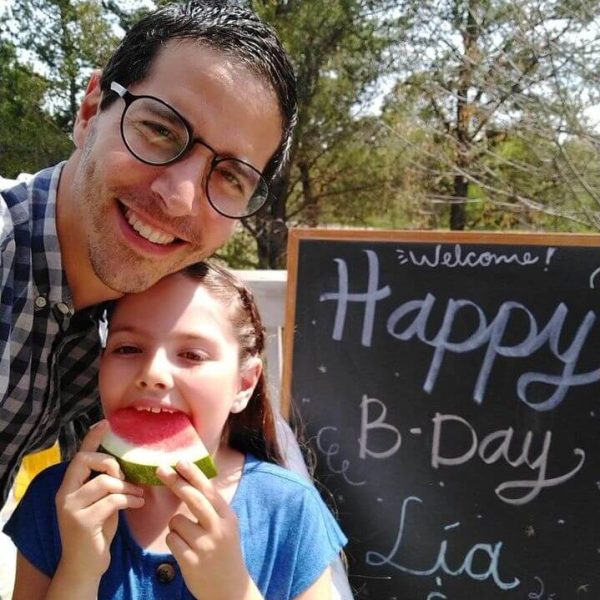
[0,0,149,176]
[385,0,600,231]
[0,40,72,177]
[237,0,402,267]
[5,0,120,130]
[1,0,599,265]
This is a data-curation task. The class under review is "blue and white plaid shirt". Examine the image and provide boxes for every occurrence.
[0,164,106,502]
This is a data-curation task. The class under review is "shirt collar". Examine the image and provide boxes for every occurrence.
[30,162,74,312]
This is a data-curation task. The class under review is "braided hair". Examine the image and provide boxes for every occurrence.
[183,261,283,465]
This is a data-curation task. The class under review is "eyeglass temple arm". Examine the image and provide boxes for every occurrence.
[110,82,127,98]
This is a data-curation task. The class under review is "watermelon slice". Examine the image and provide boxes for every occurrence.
[100,407,217,485]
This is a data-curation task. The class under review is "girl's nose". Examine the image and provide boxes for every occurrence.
[136,351,174,390]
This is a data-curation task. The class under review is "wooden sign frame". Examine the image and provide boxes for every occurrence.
[282,227,600,599]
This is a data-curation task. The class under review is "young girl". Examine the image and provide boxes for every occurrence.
[4,262,347,600]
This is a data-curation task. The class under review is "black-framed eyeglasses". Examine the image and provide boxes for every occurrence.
[110,81,270,219]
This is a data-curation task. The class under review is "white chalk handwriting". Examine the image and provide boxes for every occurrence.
[359,395,402,460]
[431,413,585,505]
[396,244,544,269]
[316,426,366,486]
[320,251,600,411]
[366,495,520,591]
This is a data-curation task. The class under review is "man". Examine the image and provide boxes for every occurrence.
[1,4,355,596]
[0,0,297,501]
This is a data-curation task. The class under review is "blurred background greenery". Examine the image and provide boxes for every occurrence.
[2,0,600,267]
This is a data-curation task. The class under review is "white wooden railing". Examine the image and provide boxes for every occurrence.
[234,270,287,408]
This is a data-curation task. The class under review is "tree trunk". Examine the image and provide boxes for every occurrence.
[451,174,468,230]
[255,167,291,269]
[450,0,479,231]
[299,160,319,227]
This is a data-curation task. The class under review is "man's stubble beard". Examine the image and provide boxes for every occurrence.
[76,132,198,294]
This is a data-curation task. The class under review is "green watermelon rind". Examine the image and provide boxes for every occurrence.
[100,445,218,485]
[100,409,218,485]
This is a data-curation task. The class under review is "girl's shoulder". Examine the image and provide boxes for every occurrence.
[241,454,315,489]
[7,461,69,524]
[236,454,333,512]
[234,455,347,597]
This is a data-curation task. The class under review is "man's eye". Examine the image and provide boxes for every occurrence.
[139,120,179,142]
[114,345,141,354]
[214,166,244,194]
[145,121,174,139]
[222,169,242,189]
[129,117,183,148]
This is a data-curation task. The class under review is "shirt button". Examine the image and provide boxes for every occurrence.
[55,302,72,316]
[34,295,47,309]
[155,562,176,584]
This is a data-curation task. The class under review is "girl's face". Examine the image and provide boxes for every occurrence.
[99,272,261,454]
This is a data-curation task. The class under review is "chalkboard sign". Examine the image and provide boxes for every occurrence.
[282,229,600,600]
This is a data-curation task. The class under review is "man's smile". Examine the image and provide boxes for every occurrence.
[124,208,176,245]
[116,203,190,256]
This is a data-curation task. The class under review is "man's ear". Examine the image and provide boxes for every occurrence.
[73,70,103,148]
[231,357,263,414]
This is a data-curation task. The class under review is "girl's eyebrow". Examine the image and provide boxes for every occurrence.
[107,325,144,336]
[108,324,220,343]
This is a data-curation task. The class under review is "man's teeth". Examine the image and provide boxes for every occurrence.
[135,406,175,413]
[125,209,175,245]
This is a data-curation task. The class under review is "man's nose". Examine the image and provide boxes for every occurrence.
[136,350,174,391]
[150,148,212,217]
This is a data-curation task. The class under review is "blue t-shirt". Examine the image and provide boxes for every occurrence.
[4,454,347,599]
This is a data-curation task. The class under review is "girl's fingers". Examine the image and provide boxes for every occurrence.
[155,464,224,529]
[169,513,202,545]
[79,420,110,452]
[175,460,230,517]
[165,527,199,567]
[69,473,144,509]
[166,514,207,561]
[80,492,145,523]
[60,421,114,489]
[83,451,124,479]
[61,450,124,493]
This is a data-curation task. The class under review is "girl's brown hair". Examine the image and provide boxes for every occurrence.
[183,261,283,465]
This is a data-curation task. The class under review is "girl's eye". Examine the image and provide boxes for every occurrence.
[180,350,209,362]
[114,345,141,355]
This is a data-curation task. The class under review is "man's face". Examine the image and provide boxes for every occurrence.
[70,42,283,294]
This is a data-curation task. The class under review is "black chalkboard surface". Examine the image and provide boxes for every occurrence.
[282,229,600,600]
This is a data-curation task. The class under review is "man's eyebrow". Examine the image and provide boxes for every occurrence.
[164,104,254,165]
[144,101,186,127]
[228,160,255,177]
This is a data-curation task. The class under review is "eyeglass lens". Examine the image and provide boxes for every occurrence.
[121,96,268,218]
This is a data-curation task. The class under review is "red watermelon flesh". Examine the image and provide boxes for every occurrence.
[109,407,201,447]
[100,407,217,484]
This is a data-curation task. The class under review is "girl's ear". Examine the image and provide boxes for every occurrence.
[73,70,103,148]
[230,357,263,414]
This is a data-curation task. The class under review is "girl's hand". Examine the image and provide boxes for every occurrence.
[54,421,145,582]
[156,460,262,600]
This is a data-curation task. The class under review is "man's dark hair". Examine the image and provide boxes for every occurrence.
[99,0,297,180]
